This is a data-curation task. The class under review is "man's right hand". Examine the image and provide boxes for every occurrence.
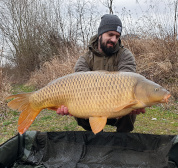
[56,105,72,116]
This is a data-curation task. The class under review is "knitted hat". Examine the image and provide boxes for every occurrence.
[98,14,122,36]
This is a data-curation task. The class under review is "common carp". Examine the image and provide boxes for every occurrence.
[6,71,171,134]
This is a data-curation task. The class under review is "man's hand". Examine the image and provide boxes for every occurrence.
[56,105,73,116]
[130,108,146,115]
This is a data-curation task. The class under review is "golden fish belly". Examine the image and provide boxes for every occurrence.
[31,71,138,118]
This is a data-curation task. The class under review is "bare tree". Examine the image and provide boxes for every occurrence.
[100,0,114,14]
[0,0,43,75]
[0,48,2,90]
[0,0,67,76]
[174,0,178,54]
[0,0,100,77]
[73,0,99,49]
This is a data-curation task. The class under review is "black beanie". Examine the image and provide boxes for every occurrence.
[98,14,122,36]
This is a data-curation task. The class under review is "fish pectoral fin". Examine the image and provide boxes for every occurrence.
[114,100,138,112]
[89,116,107,134]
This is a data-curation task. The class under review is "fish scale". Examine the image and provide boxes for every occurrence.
[46,72,135,117]
[6,71,171,134]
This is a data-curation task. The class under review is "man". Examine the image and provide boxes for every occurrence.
[57,14,145,132]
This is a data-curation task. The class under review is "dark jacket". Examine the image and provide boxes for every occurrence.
[74,35,137,132]
[75,35,136,72]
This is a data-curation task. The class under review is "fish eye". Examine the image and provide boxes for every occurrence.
[154,88,159,92]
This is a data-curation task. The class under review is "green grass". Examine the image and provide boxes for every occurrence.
[1,105,177,144]
[132,106,178,135]
[3,121,13,126]
[11,84,36,94]
[0,85,177,145]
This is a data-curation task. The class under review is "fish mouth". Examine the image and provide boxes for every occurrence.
[161,94,171,103]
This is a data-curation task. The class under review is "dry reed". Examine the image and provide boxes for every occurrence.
[123,37,178,99]
[27,48,81,88]
[0,75,11,119]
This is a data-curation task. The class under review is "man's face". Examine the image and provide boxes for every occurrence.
[99,31,120,56]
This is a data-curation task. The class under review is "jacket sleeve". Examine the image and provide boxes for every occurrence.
[74,55,91,72]
[117,48,136,72]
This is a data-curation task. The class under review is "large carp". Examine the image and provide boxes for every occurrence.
[6,71,171,134]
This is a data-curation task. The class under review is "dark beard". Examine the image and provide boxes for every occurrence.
[99,36,116,56]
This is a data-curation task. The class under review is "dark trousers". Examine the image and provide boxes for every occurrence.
[75,114,136,133]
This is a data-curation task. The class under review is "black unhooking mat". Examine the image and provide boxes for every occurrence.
[0,131,178,168]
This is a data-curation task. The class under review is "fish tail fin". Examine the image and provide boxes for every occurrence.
[6,93,41,134]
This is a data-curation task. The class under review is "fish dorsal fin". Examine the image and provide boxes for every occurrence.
[89,117,107,134]
[113,100,138,112]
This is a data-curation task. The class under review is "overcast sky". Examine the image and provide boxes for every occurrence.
[100,0,175,20]
[103,0,172,14]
